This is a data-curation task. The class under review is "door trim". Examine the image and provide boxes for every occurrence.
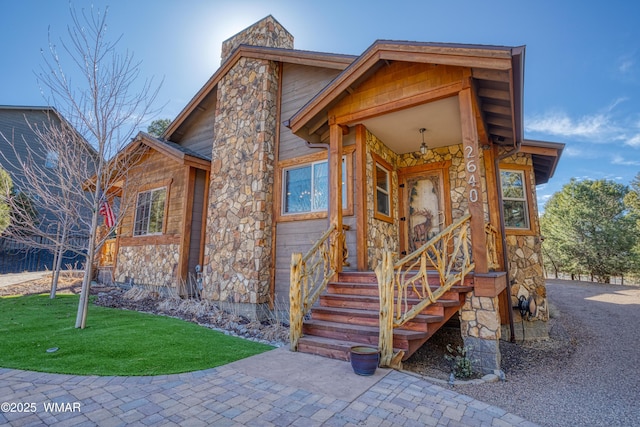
[398,161,452,255]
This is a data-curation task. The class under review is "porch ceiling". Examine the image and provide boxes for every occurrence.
[359,96,462,154]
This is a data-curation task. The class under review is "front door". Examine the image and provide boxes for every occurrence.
[399,164,451,255]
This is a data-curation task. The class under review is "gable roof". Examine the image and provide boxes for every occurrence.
[0,105,96,155]
[287,40,524,148]
[128,132,211,169]
[164,45,356,141]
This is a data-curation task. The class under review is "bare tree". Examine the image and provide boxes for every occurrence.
[1,112,97,297]
[27,4,159,328]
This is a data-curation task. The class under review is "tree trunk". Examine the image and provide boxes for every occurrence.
[75,197,100,329]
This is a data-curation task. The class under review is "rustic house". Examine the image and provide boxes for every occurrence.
[103,16,563,373]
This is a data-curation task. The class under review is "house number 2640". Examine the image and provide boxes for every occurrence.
[464,146,479,203]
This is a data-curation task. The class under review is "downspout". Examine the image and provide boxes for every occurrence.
[495,139,521,343]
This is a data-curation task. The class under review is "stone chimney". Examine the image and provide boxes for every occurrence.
[220,15,294,63]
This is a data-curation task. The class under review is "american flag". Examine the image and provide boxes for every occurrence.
[99,192,116,228]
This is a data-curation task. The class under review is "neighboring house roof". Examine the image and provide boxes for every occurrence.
[0,105,96,185]
[164,45,356,141]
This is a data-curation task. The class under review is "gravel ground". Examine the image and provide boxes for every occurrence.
[406,280,640,427]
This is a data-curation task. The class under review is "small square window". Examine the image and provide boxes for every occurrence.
[373,156,393,223]
[134,187,166,236]
[500,170,529,229]
[45,151,59,169]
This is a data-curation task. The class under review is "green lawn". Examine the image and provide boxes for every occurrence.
[0,294,274,376]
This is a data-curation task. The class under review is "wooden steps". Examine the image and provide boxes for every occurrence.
[296,271,472,362]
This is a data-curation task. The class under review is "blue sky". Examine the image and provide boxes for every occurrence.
[2,0,639,208]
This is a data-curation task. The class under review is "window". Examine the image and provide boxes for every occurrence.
[283,158,347,214]
[45,150,59,169]
[500,169,529,229]
[133,187,167,236]
[373,155,393,222]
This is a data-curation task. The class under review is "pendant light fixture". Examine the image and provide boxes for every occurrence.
[419,128,428,154]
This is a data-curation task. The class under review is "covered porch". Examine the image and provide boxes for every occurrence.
[285,42,558,373]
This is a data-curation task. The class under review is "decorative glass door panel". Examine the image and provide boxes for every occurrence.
[405,171,445,252]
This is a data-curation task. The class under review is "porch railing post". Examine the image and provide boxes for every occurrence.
[289,252,303,351]
[376,249,395,368]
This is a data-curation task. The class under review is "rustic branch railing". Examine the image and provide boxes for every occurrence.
[376,214,475,368]
[290,223,345,351]
[485,223,499,270]
[98,238,116,267]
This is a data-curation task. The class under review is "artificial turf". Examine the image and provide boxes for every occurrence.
[0,294,274,376]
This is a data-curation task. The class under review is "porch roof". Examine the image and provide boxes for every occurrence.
[287,40,524,148]
[521,139,565,184]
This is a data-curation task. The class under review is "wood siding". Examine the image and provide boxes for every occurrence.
[172,91,217,158]
[330,62,465,124]
[187,168,207,275]
[279,63,342,161]
[0,108,65,188]
[118,150,186,242]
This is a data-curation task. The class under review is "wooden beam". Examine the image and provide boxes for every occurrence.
[355,124,368,270]
[520,145,559,157]
[472,68,511,82]
[488,126,514,139]
[483,103,512,116]
[178,167,196,286]
[478,87,511,101]
[486,116,513,129]
[459,87,488,274]
[483,146,504,271]
[334,81,463,125]
[378,50,512,70]
[329,123,343,274]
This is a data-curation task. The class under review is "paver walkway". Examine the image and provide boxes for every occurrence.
[0,347,536,426]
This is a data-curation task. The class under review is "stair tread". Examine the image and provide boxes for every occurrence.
[303,319,429,339]
[322,293,461,306]
[312,306,445,323]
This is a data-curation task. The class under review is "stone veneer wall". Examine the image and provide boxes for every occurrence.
[365,132,491,269]
[221,15,293,63]
[115,245,179,288]
[501,152,548,339]
[366,130,399,269]
[397,144,490,223]
[202,56,279,309]
[460,295,501,373]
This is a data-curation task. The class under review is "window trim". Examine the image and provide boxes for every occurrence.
[133,185,168,237]
[499,164,536,235]
[372,152,394,223]
[276,148,354,222]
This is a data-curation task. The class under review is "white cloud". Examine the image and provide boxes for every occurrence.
[525,110,612,140]
[526,98,640,148]
[612,154,640,166]
[627,133,640,147]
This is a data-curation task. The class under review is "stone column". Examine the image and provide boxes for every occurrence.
[202,56,279,319]
[460,294,502,374]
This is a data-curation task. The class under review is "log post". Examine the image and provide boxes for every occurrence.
[459,86,488,274]
[376,249,395,367]
[329,122,343,274]
[289,252,303,351]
